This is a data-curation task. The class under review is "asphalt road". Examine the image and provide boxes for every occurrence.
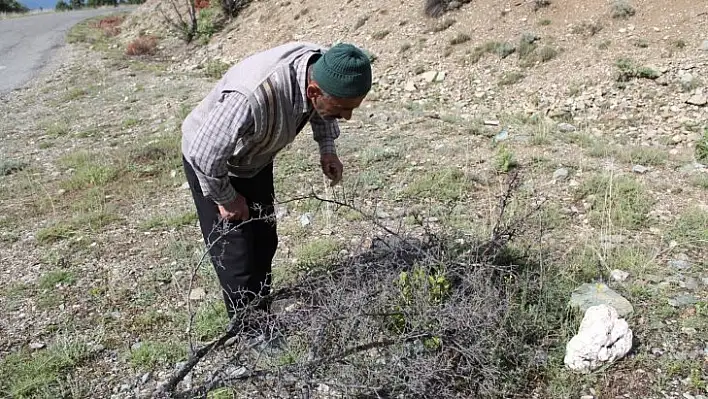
[0,7,134,95]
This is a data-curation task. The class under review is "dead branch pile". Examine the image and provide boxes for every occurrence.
[157,172,561,399]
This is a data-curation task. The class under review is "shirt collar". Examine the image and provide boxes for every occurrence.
[295,52,320,116]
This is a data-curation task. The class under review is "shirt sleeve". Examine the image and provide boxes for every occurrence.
[309,112,340,156]
[185,91,254,205]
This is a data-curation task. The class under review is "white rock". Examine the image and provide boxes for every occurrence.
[189,287,206,301]
[564,304,633,373]
[422,71,438,83]
[29,342,46,350]
[557,122,576,132]
[404,80,417,92]
[300,213,312,227]
[610,269,629,282]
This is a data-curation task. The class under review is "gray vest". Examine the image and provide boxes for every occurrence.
[181,41,326,177]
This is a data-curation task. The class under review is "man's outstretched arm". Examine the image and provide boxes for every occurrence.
[310,112,343,186]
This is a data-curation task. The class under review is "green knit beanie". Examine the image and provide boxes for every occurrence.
[312,43,372,99]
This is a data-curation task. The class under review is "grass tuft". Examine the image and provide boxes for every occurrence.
[0,338,94,397]
[576,174,653,229]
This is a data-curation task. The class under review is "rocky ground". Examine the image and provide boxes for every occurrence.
[0,0,707,398]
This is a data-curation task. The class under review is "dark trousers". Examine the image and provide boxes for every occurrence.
[182,156,278,320]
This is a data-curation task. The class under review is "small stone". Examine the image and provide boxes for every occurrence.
[434,71,446,82]
[569,283,634,317]
[180,182,190,190]
[494,129,509,142]
[668,294,698,307]
[404,80,417,92]
[553,168,569,181]
[610,269,629,282]
[581,396,595,399]
[376,210,391,219]
[681,277,699,290]
[701,40,708,51]
[686,93,707,106]
[484,120,500,126]
[300,213,312,227]
[189,287,206,300]
[632,165,649,174]
[276,206,288,219]
[422,71,438,83]
[681,327,697,336]
[558,122,576,132]
[131,342,142,351]
[702,277,708,286]
[684,393,696,399]
[447,0,461,9]
[669,259,691,270]
[29,342,46,350]
[141,373,151,384]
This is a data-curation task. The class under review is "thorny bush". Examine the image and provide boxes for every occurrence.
[160,172,574,398]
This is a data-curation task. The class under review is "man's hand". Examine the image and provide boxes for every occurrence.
[218,194,249,221]
[320,154,343,187]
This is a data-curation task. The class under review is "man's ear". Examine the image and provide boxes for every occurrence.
[306,83,322,100]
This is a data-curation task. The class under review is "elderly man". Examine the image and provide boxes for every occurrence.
[180,41,372,324]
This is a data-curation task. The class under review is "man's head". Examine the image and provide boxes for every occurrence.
[307,43,372,121]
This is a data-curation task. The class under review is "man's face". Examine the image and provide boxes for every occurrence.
[308,84,366,121]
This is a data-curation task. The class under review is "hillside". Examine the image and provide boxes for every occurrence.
[0,0,706,398]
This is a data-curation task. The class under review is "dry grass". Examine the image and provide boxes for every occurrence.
[126,35,158,56]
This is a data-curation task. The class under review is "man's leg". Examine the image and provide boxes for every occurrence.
[228,162,278,310]
[182,156,277,319]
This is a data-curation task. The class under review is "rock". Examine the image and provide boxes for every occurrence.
[569,283,634,317]
[668,294,698,307]
[558,122,576,132]
[404,80,417,92]
[632,165,649,174]
[686,93,707,106]
[611,269,629,282]
[679,72,695,87]
[564,304,633,373]
[29,342,46,350]
[434,71,446,82]
[669,259,691,270]
[422,71,439,83]
[141,373,151,384]
[702,277,708,286]
[553,168,569,181]
[493,128,509,142]
[681,277,699,290]
[275,206,289,219]
[300,213,312,227]
[189,287,206,300]
[484,120,500,126]
[701,40,708,51]
[180,182,190,190]
[447,0,461,9]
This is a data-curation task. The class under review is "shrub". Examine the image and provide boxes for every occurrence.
[611,0,635,19]
[125,35,158,56]
[696,128,708,164]
[92,15,124,37]
[163,176,577,399]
